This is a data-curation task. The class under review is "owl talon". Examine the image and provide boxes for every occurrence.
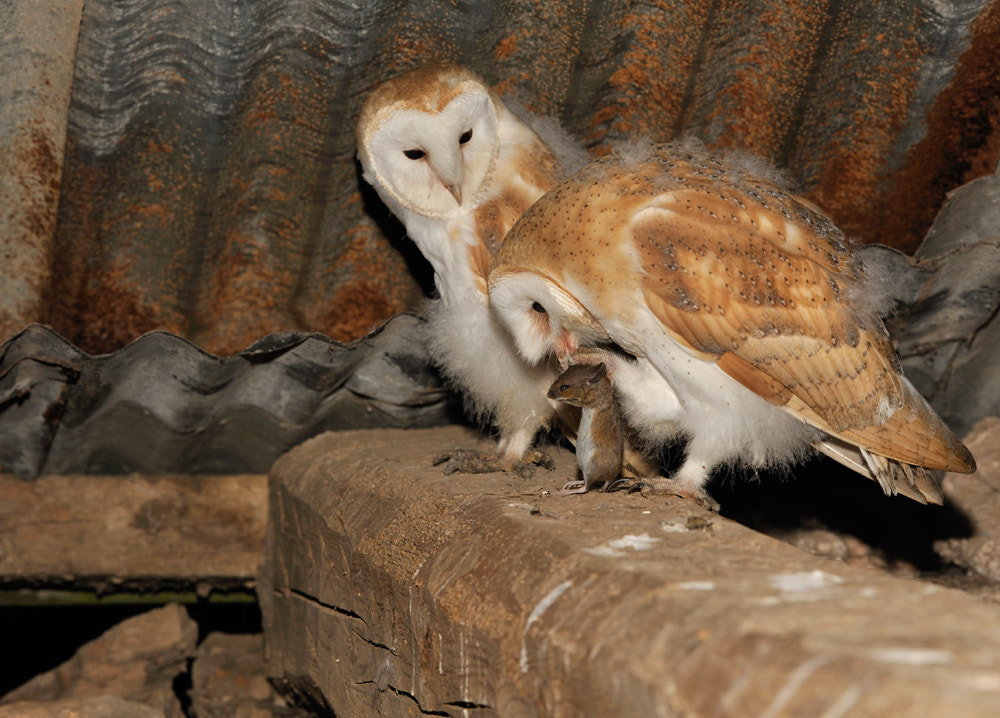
[509,451,556,480]
[604,477,643,494]
[521,449,556,472]
[432,448,502,475]
[557,477,640,496]
[641,477,721,512]
[432,448,554,480]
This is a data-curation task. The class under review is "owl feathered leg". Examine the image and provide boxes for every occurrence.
[422,290,564,479]
[432,411,557,480]
[430,373,561,479]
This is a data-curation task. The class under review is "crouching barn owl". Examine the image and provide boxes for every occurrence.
[356,63,588,477]
[488,142,975,508]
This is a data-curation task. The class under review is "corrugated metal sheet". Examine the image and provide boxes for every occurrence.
[0,314,451,479]
[1,0,999,356]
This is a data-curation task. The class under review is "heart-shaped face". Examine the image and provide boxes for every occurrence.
[360,83,499,220]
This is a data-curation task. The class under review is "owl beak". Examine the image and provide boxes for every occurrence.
[429,151,464,207]
[555,330,577,367]
[443,181,463,206]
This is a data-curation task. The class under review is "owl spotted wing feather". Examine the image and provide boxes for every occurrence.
[464,133,562,294]
[488,143,973,505]
[631,170,975,488]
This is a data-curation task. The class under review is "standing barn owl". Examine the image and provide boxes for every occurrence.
[489,142,976,508]
[356,63,589,477]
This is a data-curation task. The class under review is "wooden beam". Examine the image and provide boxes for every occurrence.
[0,473,266,593]
[260,426,1000,717]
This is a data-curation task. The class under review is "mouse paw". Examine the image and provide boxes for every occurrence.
[557,480,588,496]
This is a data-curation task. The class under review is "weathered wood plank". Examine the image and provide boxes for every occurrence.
[260,426,1000,717]
[0,474,266,591]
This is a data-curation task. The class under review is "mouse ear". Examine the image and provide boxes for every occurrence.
[591,362,608,381]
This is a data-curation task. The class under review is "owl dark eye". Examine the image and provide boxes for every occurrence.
[459,129,473,145]
[531,302,546,314]
[403,148,425,160]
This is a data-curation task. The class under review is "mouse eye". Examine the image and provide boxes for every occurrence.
[559,384,570,392]
[531,302,546,314]
[459,129,473,144]
[403,148,425,160]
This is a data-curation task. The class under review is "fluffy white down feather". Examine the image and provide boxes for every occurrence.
[357,64,587,467]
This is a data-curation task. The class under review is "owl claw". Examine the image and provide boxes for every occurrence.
[432,448,501,475]
[604,477,643,494]
[641,477,721,512]
[556,477,641,496]
[508,449,555,480]
[521,449,556,472]
[432,448,555,480]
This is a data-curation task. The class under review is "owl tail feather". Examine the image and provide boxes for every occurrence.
[814,437,943,505]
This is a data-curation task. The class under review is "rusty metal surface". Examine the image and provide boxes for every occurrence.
[0,313,450,479]
[1,0,999,357]
[0,0,86,342]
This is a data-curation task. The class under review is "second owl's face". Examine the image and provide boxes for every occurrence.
[489,269,606,366]
[361,89,500,220]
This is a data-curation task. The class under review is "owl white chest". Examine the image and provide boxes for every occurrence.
[404,211,487,308]
[608,311,819,467]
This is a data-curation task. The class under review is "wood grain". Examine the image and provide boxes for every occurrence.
[260,426,1000,717]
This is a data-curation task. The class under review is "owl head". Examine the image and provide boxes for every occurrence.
[489,264,607,366]
[357,64,501,220]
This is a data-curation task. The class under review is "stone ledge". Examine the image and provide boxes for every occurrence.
[259,426,1000,717]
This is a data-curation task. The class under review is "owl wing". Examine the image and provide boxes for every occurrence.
[464,113,565,294]
[631,185,974,474]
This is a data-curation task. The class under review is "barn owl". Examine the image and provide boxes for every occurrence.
[356,63,589,477]
[489,142,976,507]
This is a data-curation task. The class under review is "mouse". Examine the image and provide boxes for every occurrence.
[547,362,625,494]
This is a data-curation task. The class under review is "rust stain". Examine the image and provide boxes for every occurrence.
[322,280,397,342]
[804,14,926,247]
[703,1,830,160]
[1,124,63,339]
[588,2,710,145]
[21,0,1000,358]
[15,127,61,225]
[69,258,179,354]
[199,239,291,354]
[494,35,518,61]
[872,2,1000,252]
[14,127,61,253]
[315,215,416,341]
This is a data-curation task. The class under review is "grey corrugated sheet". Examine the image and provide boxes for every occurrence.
[0,313,451,479]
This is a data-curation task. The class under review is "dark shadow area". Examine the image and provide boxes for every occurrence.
[0,598,262,698]
[356,161,437,300]
[711,456,975,573]
[0,602,151,697]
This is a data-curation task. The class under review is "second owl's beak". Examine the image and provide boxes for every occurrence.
[555,329,577,368]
